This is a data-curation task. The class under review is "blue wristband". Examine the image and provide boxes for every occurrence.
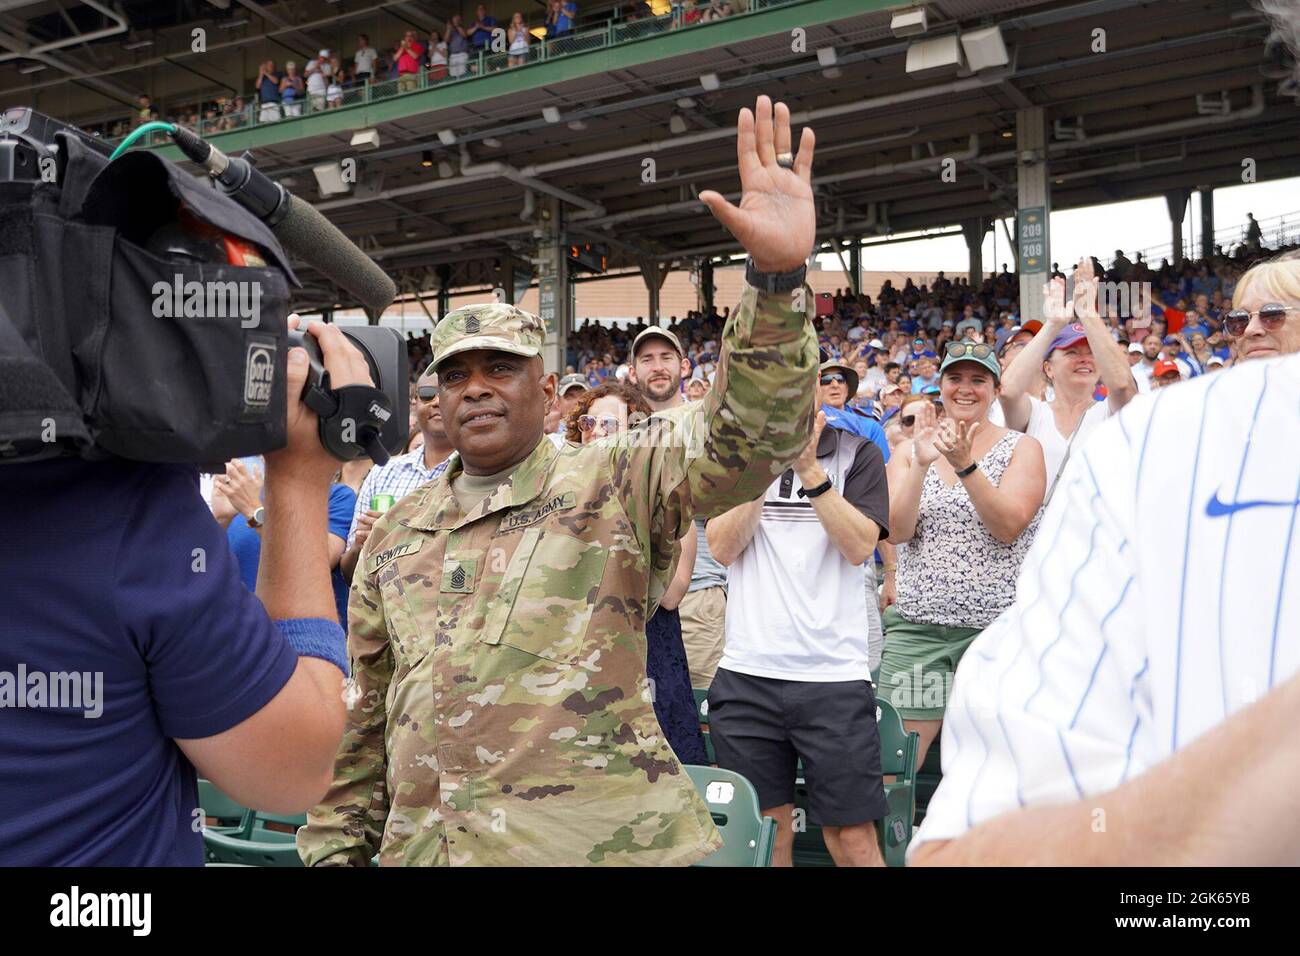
[275,618,348,675]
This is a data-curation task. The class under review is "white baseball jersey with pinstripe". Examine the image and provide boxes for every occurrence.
[911,352,1300,856]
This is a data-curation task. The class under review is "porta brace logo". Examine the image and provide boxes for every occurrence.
[244,341,275,407]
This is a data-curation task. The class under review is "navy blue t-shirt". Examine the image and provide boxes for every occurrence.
[228,483,356,628]
[0,457,300,865]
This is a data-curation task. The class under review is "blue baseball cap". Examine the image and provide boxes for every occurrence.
[1048,322,1088,354]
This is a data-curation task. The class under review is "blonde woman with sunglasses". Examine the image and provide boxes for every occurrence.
[1224,251,1300,362]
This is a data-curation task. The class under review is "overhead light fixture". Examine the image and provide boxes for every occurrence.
[18,62,47,74]
[482,137,502,148]
[312,162,351,197]
[566,119,586,131]
[817,47,837,67]
[404,228,419,238]
[1000,129,1014,139]
[960,26,1009,72]
[219,17,249,29]
[1054,178,1064,185]
[891,8,928,38]
[350,128,381,150]
[542,106,561,123]
[122,38,154,51]
[437,128,456,145]
[421,150,434,168]
[669,112,688,135]
[699,73,720,92]
[822,66,843,79]
[438,160,454,178]
[676,96,697,109]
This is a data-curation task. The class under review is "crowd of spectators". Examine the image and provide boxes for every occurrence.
[191,234,1300,866]
[90,2,753,140]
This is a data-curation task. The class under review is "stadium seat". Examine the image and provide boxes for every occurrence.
[876,697,920,867]
[196,778,249,835]
[202,805,308,867]
[203,829,303,867]
[685,764,775,867]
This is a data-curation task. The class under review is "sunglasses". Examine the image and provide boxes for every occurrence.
[577,414,622,435]
[1222,304,1298,337]
[944,341,995,360]
[820,373,846,385]
[416,387,437,403]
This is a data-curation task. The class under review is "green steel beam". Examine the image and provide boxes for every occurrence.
[149,0,905,161]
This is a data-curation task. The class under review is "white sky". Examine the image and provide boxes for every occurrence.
[816,175,1300,276]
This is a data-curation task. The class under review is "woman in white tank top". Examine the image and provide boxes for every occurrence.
[998,258,1139,497]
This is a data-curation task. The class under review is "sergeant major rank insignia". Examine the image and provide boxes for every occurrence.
[442,557,477,593]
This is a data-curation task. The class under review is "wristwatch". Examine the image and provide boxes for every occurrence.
[247,506,266,528]
[798,477,833,499]
[745,257,807,294]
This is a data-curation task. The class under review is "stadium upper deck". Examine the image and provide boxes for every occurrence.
[4,0,1298,335]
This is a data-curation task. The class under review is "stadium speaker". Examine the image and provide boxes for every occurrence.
[905,35,964,76]
[890,8,928,38]
[960,26,1010,73]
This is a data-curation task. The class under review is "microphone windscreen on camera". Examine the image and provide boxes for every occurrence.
[274,195,397,314]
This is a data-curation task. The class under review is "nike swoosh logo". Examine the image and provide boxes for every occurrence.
[1206,490,1300,518]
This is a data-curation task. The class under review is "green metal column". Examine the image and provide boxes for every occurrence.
[437,264,451,318]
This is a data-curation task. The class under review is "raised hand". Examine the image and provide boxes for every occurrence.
[794,410,826,483]
[1072,256,1099,322]
[700,95,816,274]
[934,418,980,471]
[1042,275,1072,328]
[912,400,942,467]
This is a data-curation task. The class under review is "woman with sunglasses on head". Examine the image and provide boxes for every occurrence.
[999,258,1139,496]
[880,343,1046,769]
[565,380,710,766]
[1223,251,1300,362]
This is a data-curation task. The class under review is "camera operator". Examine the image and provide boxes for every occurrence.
[0,319,368,865]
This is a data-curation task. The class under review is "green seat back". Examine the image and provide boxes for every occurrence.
[203,829,304,867]
[876,697,920,866]
[685,764,775,867]
[196,778,249,832]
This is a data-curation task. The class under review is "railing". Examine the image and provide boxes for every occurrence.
[1132,209,1300,266]
[107,0,790,149]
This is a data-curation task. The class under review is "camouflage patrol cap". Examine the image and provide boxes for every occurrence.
[557,373,589,395]
[431,302,547,369]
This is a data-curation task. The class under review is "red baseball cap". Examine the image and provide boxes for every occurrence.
[1153,359,1181,378]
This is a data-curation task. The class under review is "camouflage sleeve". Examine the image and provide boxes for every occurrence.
[296,562,392,867]
[608,281,817,571]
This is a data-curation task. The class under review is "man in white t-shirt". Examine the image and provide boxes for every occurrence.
[353,35,378,84]
[305,50,335,111]
[912,353,1300,865]
[705,389,890,867]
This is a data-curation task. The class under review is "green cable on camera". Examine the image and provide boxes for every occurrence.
[109,122,177,160]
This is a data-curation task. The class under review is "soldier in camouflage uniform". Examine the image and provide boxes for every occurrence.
[298,95,820,866]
